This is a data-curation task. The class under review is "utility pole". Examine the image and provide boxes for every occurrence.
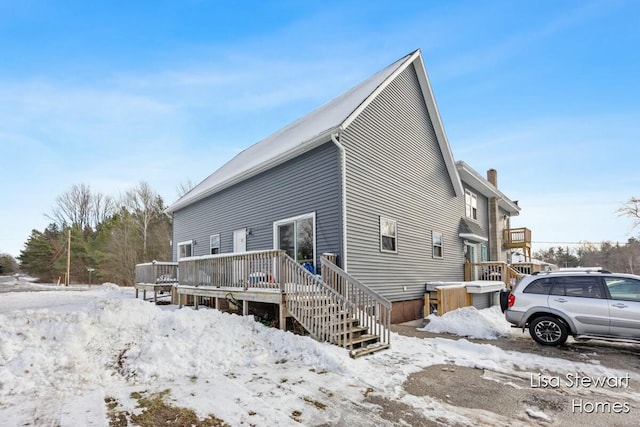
[65,229,71,286]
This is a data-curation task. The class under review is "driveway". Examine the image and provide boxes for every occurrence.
[388,322,640,426]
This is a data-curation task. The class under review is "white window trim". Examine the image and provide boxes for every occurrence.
[465,189,478,220]
[379,216,398,254]
[432,231,443,259]
[273,212,316,267]
[177,239,194,260]
[210,233,221,255]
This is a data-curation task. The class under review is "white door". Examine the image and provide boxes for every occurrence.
[233,228,247,253]
[233,229,247,284]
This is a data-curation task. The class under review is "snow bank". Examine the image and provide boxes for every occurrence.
[1,284,636,426]
[418,306,514,339]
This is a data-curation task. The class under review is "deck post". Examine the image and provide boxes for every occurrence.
[215,297,220,310]
[194,296,199,310]
[135,288,139,299]
[143,289,147,300]
[243,299,248,316]
[153,289,158,304]
[279,302,286,330]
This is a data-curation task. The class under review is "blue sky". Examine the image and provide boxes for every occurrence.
[1,0,639,258]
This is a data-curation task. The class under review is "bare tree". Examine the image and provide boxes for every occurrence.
[176,179,195,198]
[618,197,640,232]
[92,193,115,228]
[124,181,165,259]
[47,184,114,230]
[48,184,93,229]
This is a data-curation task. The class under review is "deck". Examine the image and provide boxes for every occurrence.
[135,250,392,358]
[134,261,179,303]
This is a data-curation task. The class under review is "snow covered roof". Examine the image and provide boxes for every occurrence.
[455,161,520,215]
[168,50,462,213]
[458,218,488,242]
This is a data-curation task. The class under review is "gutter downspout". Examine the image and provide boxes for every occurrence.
[331,131,348,271]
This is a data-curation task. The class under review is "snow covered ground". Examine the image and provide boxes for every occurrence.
[1,277,638,426]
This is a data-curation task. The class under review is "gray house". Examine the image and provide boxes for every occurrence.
[166,49,527,324]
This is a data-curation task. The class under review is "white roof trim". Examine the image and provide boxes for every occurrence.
[459,232,489,243]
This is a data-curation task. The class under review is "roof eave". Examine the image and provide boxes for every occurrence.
[459,232,489,243]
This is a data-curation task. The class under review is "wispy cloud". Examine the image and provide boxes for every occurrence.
[433,0,615,80]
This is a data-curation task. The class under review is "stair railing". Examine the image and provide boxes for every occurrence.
[320,258,392,347]
[280,253,350,346]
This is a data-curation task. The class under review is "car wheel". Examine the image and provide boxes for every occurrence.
[529,316,568,346]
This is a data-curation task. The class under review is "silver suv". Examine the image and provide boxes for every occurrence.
[501,269,640,346]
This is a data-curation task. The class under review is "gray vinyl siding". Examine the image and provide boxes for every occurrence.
[463,183,489,237]
[172,142,342,268]
[472,293,491,310]
[341,63,464,302]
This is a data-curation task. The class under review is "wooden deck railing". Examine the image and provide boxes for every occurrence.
[281,255,351,344]
[503,227,531,246]
[135,261,179,284]
[178,250,282,290]
[174,250,390,350]
[464,261,524,289]
[321,257,392,347]
[503,227,532,261]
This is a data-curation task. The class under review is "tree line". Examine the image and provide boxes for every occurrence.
[16,182,173,285]
[532,197,640,273]
[532,239,640,274]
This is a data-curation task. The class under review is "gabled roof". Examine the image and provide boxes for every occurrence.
[168,50,462,213]
[455,161,520,215]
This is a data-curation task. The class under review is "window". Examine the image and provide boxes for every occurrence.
[379,217,397,253]
[524,278,554,295]
[432,231,443,258]
[605,277,640,302]
[550,277,603,299]
[481,244,488,262]
[465,189,478,220]
[177,240,193,259]
[210,234,220,255]
[274,213,315,268]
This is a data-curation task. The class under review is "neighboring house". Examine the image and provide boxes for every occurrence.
[456,161,523,265]
[166,49,527,323]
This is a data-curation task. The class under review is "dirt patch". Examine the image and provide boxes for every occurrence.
[365,394,442,427]
[105,389,229,427]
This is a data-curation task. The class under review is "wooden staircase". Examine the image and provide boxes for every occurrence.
[282,255,391,358]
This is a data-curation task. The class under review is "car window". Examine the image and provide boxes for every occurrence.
[549,276,603,299]
[605,277,640,302]
[523,278,554,295]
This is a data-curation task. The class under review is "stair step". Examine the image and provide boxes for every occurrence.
[350,343,390,359]
[330,325,368,337]
[337,333,379,347]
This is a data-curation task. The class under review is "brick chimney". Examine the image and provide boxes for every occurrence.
[487,168,498,188]
[487,168,500,261]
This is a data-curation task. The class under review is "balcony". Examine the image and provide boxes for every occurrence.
[503,227,532,261]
